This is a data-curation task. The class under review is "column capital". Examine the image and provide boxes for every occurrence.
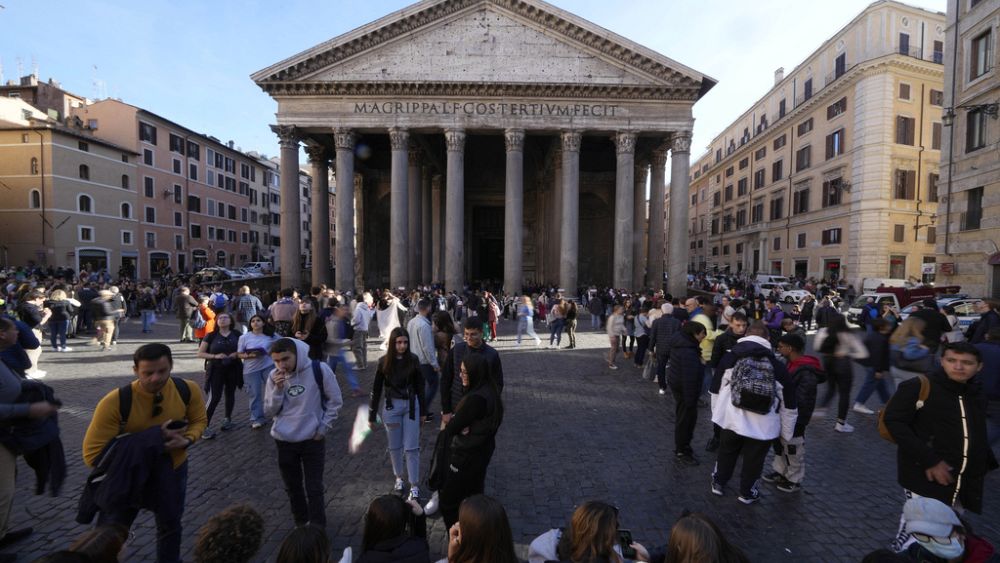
[304,144,331,165]
[504,129,525,152]
[560,130,582,152]
[444,129,466,152]
[671,131,693,154]
[615,131,638,154]
[634,161,650,177]
[388,127,409,150]
[334,128,356,151]
[651,146,670,167]
[271,125,299,150]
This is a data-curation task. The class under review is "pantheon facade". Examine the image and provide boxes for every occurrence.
[253,0,715,297]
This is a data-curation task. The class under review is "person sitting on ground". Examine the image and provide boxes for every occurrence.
[661,512,749,563]
[527,500,649,563]
[31,525,128,563]
[442,495,519,563]
[355,495,429,563]
[193,504,264,563]
[892,497,999,562]
[276,524,331,563]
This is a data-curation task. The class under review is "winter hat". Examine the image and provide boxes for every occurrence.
[903,497,961,538]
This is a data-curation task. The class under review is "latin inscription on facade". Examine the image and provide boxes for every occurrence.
[354,101,620,118]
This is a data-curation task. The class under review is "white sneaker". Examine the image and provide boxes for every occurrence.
[811,408,828,420]
[393,477,405,494]
[62,347,73,352]
[658,389,667,395]
[834,421,855,433]
[26,370,47,379]
[424,491,440,515]
[408,485,421,501]
[852,403,875,415]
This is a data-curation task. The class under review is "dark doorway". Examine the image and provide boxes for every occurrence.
[794,260,807,279]
[477,239,504,282]
[471,206,504,284]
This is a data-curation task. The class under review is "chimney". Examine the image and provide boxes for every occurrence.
[228,140,234,149]
[774,67,785,85]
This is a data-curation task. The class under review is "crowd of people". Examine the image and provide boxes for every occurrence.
[0,262,998,562]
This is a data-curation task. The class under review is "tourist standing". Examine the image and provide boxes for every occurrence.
[231,286,264,333]
[406,299,440,423]
[547,299,566,348]
[197,313,243,439]
[43,289,75,352]
[669,321,707,466]
[238,314,278,430]
[91,290,117,352]
[351,293,375,370]
[564,299,579,349]
[291,300,327,361]
[605,305,626,370]
[174,287,199,343]
[267,289,298,338]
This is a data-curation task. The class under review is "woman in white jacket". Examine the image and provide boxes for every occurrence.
[813,315,868,433]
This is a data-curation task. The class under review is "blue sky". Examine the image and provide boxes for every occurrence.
[0,0,946,162]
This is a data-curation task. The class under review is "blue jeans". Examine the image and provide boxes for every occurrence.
[98,461,188,563]
[48,320,67,349]
[987,400,999,447]
[381,397,421,484]
[327,349,359,391]
[701,365,714,396]
[549,318,565,346]
[141,310,155,333]
[244,367,271,424]
[854,366,893,406]
[516,317,538,344]
[421,364,439,415]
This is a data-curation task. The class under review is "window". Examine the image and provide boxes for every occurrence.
[932,123,942,151]
[79,226,93,242]
[711,218,719,234]
[769,196,784,220]
[208,200,216,216]
[793,188,810,214]
[754,169,766,190]
[208,226,216,239]
[755,147,766,161]
[139,122,157,145]
[797,233,806,248]
[122,231,132,245]
[826,128,846,159]
[189,163,198,181]
[896,116,916,145]
[752,200,764,223]
[971,29,993,80]
[712,246,719,256]
[29,189,40,209]
[78,194,92,213]
[712,192,721,207]
[737,178,748,196]
[172,159,182,174]
[120,203,131,218]
[207,149,215,167]
[736,243,743,254]
[145,232,156,249]
[899,32,910,56]
[173,184,182,204]
[962,186,984,230]
[835,53,846,78]
[238,181,249,195]
[736,208,747,228]
[241,208,248,222]
[30,157,39,175]
[773,237,781,251]
[144,177,154,198]
[894,169,917,200]
[228,230,236,243]
[966,109,987,152]
[227,205,236,220]
[890,255,907,279]
[926,227,937,244]
[929,90,944,106]
[723,245,730,256]
[739,157,749,170]
[78,141,89,152]
[175,235,184,250]
[928,173,939,202]
[121,174,130,190]
[174,212,183,227]
[724,185,733,202]
[774,135,786,150]
[795,146,811,171]
[894,224,905,242]
[121,153,128,163]
[190,224,201,239]
[827,97,847,119]
[187,195,201,213]
[803,78,813,100]
[899,82,911,100]
[242,231,248,244]
[797,118,814,136]
[169,134,184,154]
[79,164,90,180]
[143,149,153,166]
[186,141,200,161]
[823,178,845,207]
[822,228,842,245]
[772,160,783,182]
[725,166,734,178]
[779,99,787,118]
[145,206,156,223]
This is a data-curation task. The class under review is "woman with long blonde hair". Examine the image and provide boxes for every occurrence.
[889,316,931,387]
[516,295,541,346]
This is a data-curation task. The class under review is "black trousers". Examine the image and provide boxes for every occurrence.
[656,354,669,390]
[714,429,770,496]
[205,368,238,425]
[670,384,697,455]
[820,356,853,422]
[440,445,494,530]
[276,438,327,526]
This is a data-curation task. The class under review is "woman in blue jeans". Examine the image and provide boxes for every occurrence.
[238,314,278,429]
[369,326,427,501]
[516,295,541,346]
[44,289,76,352]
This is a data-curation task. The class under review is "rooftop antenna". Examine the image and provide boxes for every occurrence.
[15,56,22,78]
[31,55,37,78]
[0,57,4,84]
[91,64,106,100]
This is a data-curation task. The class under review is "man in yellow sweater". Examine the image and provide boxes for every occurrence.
[83,343,207,563]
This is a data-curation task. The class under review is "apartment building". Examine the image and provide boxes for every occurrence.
[685,0,945,287]
[0,97,138,273]
[0,74,86,122]
[936,0,1000,298]
[73,99,258,276]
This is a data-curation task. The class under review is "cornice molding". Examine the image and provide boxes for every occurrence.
[260,81,699,101]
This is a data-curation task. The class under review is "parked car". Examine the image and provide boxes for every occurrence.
[234,268,263,279]
[241,261,274,274]
[899,297,981,332]
[194,267,243,283]
[780,288,813,304]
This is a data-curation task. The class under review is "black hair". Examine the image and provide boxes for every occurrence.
[987,327,1000,342]
[871,318,889,332]
[247,314,275,337]
[269,338,298,356]
[463,316,484,333]
[730,312,748,324]
[276,524,329,563]
[361,495,413,554]
[281,288,294,298]
[417,298,432,310]
[133,343,173,367]
[682,321,706,338]
[778,333,805,353]
[818,314,848,355]
[942,341,982,363]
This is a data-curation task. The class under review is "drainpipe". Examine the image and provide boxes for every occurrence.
[914,83,926,243]
[33,128,47,256]
[943,0,960,256]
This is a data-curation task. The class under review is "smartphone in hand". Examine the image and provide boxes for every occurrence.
[618,529,636,559]
[165,420,188,431]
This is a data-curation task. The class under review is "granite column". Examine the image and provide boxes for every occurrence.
[389,127,409,289]
[613,132,637,290]
[503,129,525,295]
[444,129,465,292]
[668,132,693,297]
[273,125,301,290]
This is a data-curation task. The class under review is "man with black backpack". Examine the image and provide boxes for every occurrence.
[709,322,797,505]
[81,343,207,563]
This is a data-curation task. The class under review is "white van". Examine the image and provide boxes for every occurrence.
[861,278,909,293]
[241,261,274,274]
[755,275,790,286]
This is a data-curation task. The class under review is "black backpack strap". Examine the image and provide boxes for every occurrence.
[171,377,191,407]
[311,360,327,411]
[117,384,132,435]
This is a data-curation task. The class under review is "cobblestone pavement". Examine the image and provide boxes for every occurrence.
[3,315,997,562]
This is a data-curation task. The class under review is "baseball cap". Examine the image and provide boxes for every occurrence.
[903,497,961,538]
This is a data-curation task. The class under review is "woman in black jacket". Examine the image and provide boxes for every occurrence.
[290,300,327,360]
[435,353,503,530]
[44,289,76,352]
[666,321,707,465]
[197,313,243,440]
[356,495,430,563]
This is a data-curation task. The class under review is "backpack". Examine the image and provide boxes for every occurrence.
[310,360,328,411]
[138,294,156,310]
[117,377,192,434]
[212,293,228,311]
[729,356,778,415]
[877,374,930,443]
[189,308,207,330]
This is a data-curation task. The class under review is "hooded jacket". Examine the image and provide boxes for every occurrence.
[883,368,998,513]
[973,340,1000,400]
[786,355,822,436]
[710,335,796,441]
[666,332,703,406]
[264,338,343,442]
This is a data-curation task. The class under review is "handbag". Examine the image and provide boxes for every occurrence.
[641,354,655,381]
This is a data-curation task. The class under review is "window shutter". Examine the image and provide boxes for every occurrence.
[906,170,916,199]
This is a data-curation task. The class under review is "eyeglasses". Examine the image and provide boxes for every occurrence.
[460,368,469,375]
[911,530,960,545]
[152,392,164,418]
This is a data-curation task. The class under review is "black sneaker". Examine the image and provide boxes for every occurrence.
[675,452,700,467]
[738,487,761,505]
[777,481,802,493]
[710,477,724,496]
[761,471,784,484]
[705,437,720,452]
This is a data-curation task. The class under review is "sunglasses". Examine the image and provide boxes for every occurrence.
[152,392,164,418]
[912,530,961,545]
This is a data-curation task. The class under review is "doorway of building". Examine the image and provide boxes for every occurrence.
[471,206,504,284]
[794,260,808,279]
[149,252,170,278]
[120,256,137,279]
[79,249,108,273]
[824,259,841,281]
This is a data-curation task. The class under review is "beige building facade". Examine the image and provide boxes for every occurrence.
[686,0,945,288]
[936,0,1000,298]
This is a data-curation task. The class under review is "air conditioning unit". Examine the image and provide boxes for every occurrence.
[163,189,173,198]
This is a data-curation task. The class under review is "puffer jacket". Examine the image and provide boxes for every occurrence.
[666,332,703,406]
[786,355,822,436]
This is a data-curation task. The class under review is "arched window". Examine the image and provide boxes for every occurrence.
[78,194,93,213]
[121,174,130,190]
[29,189,40,209]
[216,250,226,265]
[30,157,39,175]
[120,202,131,218]
[79,164,90,180]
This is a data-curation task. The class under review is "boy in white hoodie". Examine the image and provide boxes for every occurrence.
[265,338,343,527]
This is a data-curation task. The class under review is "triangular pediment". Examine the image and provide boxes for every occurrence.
[252,0,715,99]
